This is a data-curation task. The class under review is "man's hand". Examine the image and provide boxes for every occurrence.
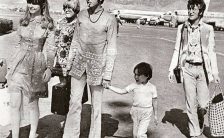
[213,74,220,84]
[102,79,111,89]
[168,71,175,83]
[43,68,52,82]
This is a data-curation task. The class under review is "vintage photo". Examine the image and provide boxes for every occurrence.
[0,0,224,138]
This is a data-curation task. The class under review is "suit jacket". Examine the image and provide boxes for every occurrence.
[169,21,219,83]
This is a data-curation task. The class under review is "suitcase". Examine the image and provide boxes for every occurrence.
[0,58,7,83]
[51,64,64,77]
[51,81,88,115]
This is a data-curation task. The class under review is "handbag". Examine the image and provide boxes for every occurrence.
[208,85,224,137]
[51,78,88,115]
[173,66,181,83]
[173,24,185,83]
[51,63,68,77]
[0,58,7,83]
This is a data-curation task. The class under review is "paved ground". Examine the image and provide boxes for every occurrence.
[0,19,224,138]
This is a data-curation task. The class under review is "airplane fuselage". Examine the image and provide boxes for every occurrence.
[110,9,164,23]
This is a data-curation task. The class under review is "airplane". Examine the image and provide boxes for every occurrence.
[109,0,224,30]
[161,0,224,30]
[166,10,224,30]
[109,9,167,25]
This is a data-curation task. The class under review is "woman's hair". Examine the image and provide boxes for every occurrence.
[133,62,153,80]
[187,0,206,18]
[63,0,80,14]
[20,0,54,30]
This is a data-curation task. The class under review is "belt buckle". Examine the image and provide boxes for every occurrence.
[185,61,192,68]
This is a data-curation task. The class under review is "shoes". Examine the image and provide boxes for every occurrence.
[197,108,207,131]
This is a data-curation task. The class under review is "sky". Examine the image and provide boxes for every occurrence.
[0,0,223,13]
[0,0,87,11]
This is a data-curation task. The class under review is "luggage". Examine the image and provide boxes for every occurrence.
[208,85,224,137]
[173,66,181,83]
[51,64,64,77]
[51,83,70,115]
[0,58,7,83]
[51,80,88,115]
[51,63,67,77]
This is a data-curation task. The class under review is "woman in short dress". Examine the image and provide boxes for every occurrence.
[6,0,56,137]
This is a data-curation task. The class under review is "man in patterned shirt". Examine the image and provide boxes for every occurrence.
[168,0,220,137]
[63,0,117,137]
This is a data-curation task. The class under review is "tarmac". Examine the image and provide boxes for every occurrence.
[0,21,224,138]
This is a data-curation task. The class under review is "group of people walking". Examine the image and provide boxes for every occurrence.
[4,0,221,138]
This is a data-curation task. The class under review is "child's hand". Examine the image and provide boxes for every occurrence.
[154,116,158,125]
[102,79,110,89]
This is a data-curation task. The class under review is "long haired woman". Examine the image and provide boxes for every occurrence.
[6,0,56,137]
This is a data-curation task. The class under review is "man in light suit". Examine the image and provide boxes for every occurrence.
[168,0,220,137]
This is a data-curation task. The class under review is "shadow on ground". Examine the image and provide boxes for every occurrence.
[107,101,130,108]
[162,108,224,138]
[162,108,190,138]
[80,104,120,138]
[7,104,119,138]
[107,101,132,123]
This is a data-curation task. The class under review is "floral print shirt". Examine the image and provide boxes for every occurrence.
[55,17,76,68]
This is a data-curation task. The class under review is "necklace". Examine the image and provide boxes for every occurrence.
[88,8,104,23]
[30,16,42,23]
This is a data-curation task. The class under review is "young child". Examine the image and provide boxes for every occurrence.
[107,62,158,138]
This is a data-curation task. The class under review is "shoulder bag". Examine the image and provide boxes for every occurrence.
[173,24,185,83]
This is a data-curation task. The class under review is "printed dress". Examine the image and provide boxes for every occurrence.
[54,18,76,71]
[6,17,56,102]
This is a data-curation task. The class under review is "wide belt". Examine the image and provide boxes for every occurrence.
[186,61,203,66]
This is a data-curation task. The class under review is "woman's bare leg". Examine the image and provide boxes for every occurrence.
[29,99,39,138]
[10,92,22,138]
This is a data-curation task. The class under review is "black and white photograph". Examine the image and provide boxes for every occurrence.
[0,0,224,138]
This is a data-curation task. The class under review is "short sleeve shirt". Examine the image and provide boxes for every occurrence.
[125,82,157,107]
[125,82,157,108]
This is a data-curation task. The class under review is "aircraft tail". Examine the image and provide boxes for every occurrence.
[204,0,210,13]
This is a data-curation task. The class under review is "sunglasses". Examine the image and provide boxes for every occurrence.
[63,4,74,11]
